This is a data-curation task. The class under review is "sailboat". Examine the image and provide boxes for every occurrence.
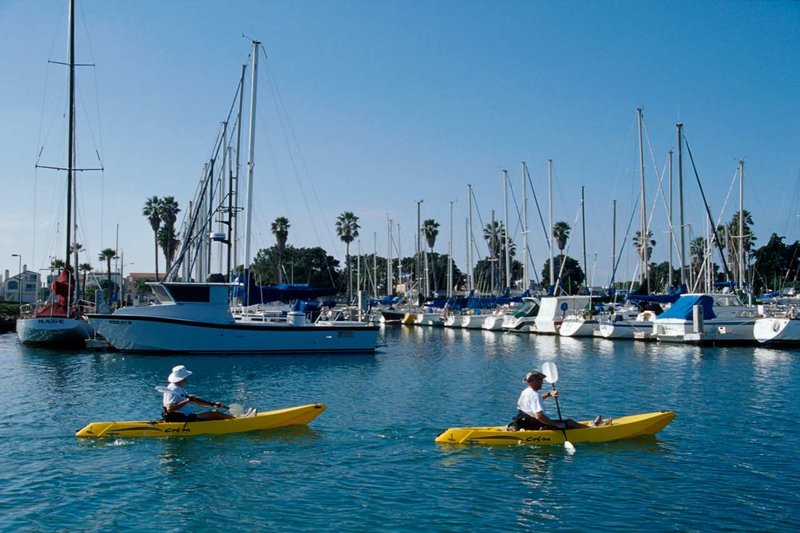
[17,0,93,348]
[87,40,379,353]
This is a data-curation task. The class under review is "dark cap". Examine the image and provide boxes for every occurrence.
[525,371,546,383]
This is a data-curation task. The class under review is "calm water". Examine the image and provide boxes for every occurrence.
[0,327,797,531]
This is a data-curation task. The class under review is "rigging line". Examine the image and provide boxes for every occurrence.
[469,186,491,258]
[552,202,584,296]
[683,132,733,281]
[610,193,640,288]
[262,54,334,258]
[525,165,550,250]
[507,171,540,284]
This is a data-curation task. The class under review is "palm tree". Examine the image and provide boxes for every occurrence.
[271,216,290,284]
[78,263,92,300]
[335,211,360,301]
[98,248,117,295]
[422,219,440,293]
[690,237,707,282]
[632,229,656,281]
[158,196,180,272]
[143,196,162,278]
[726,210,756,280]
[552,221,571,257]
[50,258,65,272]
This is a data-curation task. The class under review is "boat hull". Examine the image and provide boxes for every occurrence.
[754,317,800,345]
[435,411,675,446]
[88,315,379,353]
[16,316,93,347]
[76,403,326,438]
[558,317,598,337]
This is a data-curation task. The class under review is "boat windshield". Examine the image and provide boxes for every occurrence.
[164,284,211,303]
[150,285,174,304]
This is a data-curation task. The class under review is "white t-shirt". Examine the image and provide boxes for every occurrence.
[163,383,193,414]
[517,386,545,417]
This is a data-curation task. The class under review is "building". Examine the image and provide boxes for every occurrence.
[2,269,40,304]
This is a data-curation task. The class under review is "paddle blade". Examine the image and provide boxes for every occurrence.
[564,440,576,454]
[542,361,559,384]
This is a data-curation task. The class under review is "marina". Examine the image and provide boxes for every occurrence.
[1,2,799,530]
[1,327,797,530]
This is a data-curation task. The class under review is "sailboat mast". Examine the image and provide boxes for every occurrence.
[677,122,686,287]
[637,108,648,291]
[65,0,76,271]
[611,199,616,291]
[581,186,587,289]
[503,170,510,290]
[521,162,529,291]
[387,216,393,296]
[738,159,745,291]
[243,40,260,273]
[467,184,474,292]
[668,150,673,290]
[448,200,454,298]
[547,160,554,292]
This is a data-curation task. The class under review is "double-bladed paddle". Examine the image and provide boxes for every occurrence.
[541,361,576,454]
[155,385,245,416]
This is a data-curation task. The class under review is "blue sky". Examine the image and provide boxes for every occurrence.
[1,0,798,287]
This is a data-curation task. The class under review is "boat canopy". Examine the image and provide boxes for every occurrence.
[233,271,338,305]
[656,294,716,320]
[627,284,687,305]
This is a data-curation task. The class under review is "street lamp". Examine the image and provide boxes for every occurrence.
[11,254,22,303]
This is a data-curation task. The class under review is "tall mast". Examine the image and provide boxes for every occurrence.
[581,185,587,289]
[467,184,474,292]
[611,200,616,291]
[547,160,554,293]
[677,123,686,287]
[387,216,393,296]
[668,150,673,291]
[448,200,454,298]
[65,0,76,271]
[738,159,745,291]
[230,63,246,280]
[243,40,260,274]
[503,170,510,290]
[637,108,648,291]
[521,162,529,291]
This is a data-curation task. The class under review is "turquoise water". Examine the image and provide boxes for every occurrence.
[0,328,797,531]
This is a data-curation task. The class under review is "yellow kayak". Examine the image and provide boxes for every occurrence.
[76,403,326,438]
[435,410,675,446]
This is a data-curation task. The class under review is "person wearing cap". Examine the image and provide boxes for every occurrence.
[509,370,594,431]
[162,365,234,422]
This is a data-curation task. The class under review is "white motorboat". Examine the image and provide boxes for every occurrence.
[652,293,758,344]
[501,297,539,333]
[558,313,600,337]
[534,295,592,335]
[753,305,800,345]
[87,282,379,353]
[596,310,658,340]
[481,312,506,331]
[415,308,444,327]
[460,312,490,330]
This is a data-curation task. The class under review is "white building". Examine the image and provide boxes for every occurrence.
[2,269,40,304]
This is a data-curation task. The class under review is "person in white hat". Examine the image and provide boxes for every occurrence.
[508,370,598,431]
[162,365,235,421]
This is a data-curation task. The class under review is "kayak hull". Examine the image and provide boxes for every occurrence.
[435,410,675,446]
[76,403,325,438]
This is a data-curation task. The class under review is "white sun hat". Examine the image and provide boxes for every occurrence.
[167,365,192,383]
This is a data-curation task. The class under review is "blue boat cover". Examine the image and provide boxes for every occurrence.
[656,295,716,320]
[233,271,337,305]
